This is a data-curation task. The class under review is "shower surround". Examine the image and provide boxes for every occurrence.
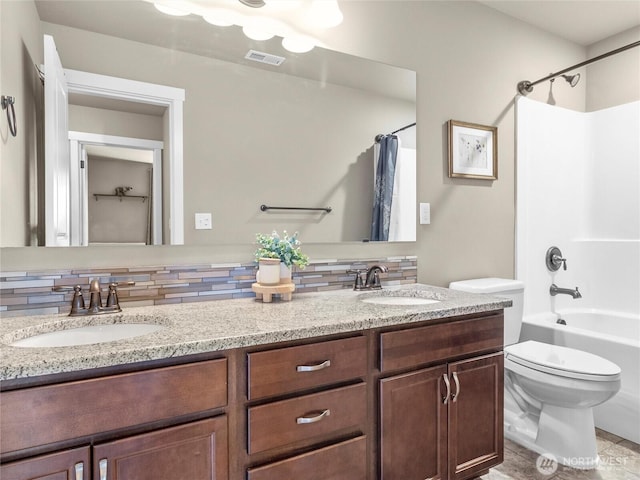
[516,97,640,443]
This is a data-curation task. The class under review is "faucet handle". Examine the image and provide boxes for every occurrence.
[53,285,86,315]
[70,285,86,312]
[105,283,119,309]
[346,269,365,290]
[105,282,136,309]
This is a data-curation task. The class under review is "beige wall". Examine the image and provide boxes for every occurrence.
[586,26,640,111]
[88,156,151,244]
[314,1,587,286]
[0,0,42,246]
[69,105,164,141]
[1,1,637,287]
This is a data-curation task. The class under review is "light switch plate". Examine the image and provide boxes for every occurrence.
[195,213,212,230]
[419,203,431,225]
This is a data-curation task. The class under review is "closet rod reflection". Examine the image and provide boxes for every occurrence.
[260,204,332,213]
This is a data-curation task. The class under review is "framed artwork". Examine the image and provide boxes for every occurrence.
[448,120,497,180]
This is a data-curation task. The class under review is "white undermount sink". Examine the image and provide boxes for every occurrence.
[360,296,440,306]
[10,323,166,348]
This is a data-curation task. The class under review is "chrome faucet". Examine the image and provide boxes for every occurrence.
[347,265,388,290]
[550,284,582,299]
[53,279,135,316]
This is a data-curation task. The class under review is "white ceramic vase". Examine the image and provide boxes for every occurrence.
[257,258,280,286]
[280,262,292,284]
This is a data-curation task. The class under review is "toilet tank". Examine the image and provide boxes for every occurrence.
[448,278,524,346]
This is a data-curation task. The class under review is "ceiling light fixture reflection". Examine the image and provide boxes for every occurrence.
[307,0,343,28]
[150,0,344,54]
[203,8,242,27]
[281,36,315,53]
[153,2,191,16]
[242,25,275,41]
[263,0,303,12]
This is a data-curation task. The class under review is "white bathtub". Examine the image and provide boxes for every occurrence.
[521,309,640,444]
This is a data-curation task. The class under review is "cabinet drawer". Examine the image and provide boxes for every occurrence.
[247,436,367,480]
[248,383,366,455]
[248,336,367,400]
[1,358,227,454]
[380,313,503,372]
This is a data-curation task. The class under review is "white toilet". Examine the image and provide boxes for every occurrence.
[449,278,621,469]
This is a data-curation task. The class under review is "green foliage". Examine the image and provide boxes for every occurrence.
[255,230,309,268]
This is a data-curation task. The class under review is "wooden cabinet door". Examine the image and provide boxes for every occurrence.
[93,417,227,480]
[447,353,503,480]
[380,365,448,480]
[0,447,90,480]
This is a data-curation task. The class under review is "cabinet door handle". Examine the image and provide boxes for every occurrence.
[451,372,460,402]
[296,409,331,424]
[74,462,83,480]
[99,459,107,480]
[442,374,451,404]
[296,360,331,372]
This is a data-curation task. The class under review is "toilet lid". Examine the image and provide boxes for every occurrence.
[505,340,621,380]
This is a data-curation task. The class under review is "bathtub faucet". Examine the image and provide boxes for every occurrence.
[550,284,582,299]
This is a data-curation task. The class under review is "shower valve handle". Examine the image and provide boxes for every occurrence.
[552,254,567,270]
[546,247,567,272]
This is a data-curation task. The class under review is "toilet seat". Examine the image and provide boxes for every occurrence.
[505,340,621,382]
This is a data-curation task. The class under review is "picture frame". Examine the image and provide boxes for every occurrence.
[448,120,498,180]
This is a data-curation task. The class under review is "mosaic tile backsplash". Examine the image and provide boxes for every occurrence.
[0,256,417,318]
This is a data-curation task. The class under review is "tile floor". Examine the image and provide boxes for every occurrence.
[479,429,640,480]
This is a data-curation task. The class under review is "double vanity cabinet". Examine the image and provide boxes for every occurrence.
[0,286,507,480]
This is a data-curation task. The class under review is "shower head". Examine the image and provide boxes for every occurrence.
[517,73,581,95]
[561,73,580,87]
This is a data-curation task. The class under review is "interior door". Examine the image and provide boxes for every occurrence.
[44,34,70,246]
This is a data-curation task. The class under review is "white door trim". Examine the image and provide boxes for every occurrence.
[64,69,185,244]
[69,132,164,245]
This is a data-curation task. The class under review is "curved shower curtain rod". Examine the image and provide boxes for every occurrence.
[375,122,416,142]
[517,40,640,95]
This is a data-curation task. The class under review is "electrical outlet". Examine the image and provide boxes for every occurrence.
[195,213,212,230]
[419,203,431,225]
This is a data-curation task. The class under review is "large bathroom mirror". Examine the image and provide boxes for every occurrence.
[8,0,416,247]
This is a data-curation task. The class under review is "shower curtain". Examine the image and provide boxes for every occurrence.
[370,134,398,241]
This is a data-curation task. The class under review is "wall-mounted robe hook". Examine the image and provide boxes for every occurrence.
[1,95,17,137]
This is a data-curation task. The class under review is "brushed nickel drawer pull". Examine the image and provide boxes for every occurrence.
[451,372,460,402]
[296,409,331,424]
[442,374,451,404]
[99,459,107,480]
[296,360,331,372]
[74,462,83,480]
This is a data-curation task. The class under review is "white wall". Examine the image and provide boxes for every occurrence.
[517,97,639,316]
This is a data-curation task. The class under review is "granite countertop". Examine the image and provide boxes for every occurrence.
[0,284,510,381]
